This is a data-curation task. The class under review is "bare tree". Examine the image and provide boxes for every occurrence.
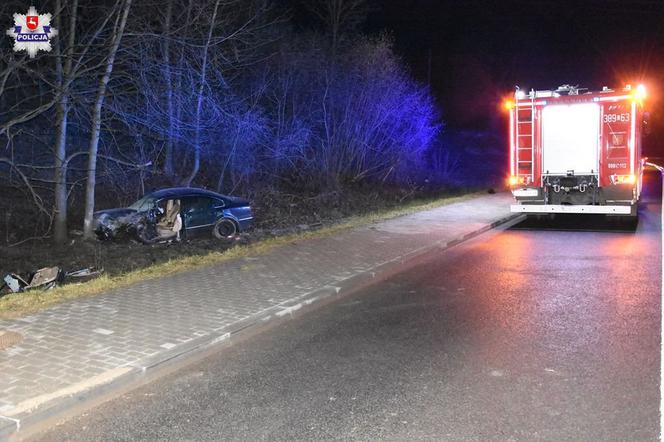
[53,0,79,244]
[305,0,368,55]
[0,0,441,244]
[161,0,175,176]
[1,0,130,240]
[83,0,133,239]
[182,0,222,187]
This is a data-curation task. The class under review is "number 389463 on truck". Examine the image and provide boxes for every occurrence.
[505,84,647,217]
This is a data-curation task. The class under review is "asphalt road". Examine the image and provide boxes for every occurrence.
[35,177,662,442]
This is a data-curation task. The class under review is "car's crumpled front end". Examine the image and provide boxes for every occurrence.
[93,208,147,241]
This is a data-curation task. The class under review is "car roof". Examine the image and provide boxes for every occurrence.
[146,187,227,200]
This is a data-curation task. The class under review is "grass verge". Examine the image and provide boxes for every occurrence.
[0,191,480,320]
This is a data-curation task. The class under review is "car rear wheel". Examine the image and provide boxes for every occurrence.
[213,218,238,241]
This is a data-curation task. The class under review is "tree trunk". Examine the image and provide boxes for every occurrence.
[182,0,221,187]
[53,0,67,244]
[53,96,69,244]
[82,0,132,239]
[53,0,78,244]
[162,0,174,176]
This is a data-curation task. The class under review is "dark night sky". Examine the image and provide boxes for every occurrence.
[367,1,664,129]
[292,0,664,154]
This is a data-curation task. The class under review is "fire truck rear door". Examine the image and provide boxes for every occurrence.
[541,103,600,176]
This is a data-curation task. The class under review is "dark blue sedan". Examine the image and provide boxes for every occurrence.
[94,187,253,242]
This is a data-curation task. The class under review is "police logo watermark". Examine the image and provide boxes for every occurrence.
[6,6,58,58]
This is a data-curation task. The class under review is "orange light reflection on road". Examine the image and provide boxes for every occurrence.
[452,231,545,371]
[471,231,534,332]
[599,234,649,310]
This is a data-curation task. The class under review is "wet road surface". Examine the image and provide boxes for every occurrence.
[35,178,661,441]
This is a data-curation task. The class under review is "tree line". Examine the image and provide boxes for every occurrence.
[0,0,448,245]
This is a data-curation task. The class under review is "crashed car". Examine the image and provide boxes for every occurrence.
[93,187,253,243]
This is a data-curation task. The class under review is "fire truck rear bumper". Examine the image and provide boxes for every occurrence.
[510,204,634,215]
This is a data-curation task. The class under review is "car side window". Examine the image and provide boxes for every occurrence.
[182,197,213,212]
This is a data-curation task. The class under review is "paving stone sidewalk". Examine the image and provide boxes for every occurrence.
[0,192,515,436]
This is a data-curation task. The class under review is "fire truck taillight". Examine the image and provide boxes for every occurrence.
[504,100,514,111]
[611,174,636,185]
[508,175,527,186]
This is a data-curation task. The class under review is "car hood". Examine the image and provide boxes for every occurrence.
[93,208,138,220]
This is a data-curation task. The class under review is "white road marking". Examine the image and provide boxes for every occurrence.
[646,162,664,440]
[646,163,664,440]
[660,171,664,441]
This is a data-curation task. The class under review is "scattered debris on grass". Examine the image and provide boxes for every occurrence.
[1,267,103,296]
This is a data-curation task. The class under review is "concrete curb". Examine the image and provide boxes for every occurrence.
[1,212,525,441]
[0,417,17,441]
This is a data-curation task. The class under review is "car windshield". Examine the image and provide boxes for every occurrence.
[129,195,156,212]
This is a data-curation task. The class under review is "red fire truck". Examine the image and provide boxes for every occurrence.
[506,84,647,216]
